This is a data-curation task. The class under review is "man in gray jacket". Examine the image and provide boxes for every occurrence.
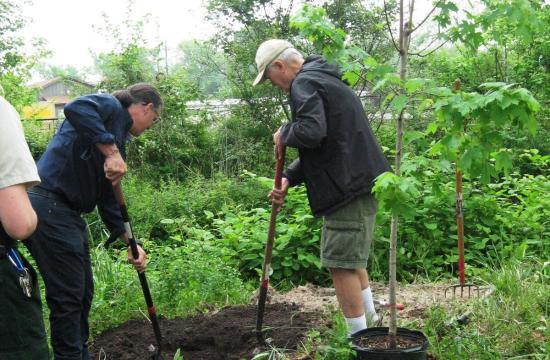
[253,39,391,335]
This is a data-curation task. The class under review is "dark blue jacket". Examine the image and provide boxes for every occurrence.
[281,56,391,217]
[36,94,133,238]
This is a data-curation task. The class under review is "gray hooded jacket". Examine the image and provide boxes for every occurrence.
[281,55,391,217]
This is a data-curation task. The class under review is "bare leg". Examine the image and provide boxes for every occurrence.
[357,268,370,289]
[329,268,364,317]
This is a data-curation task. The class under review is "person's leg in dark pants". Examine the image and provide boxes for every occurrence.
[0,251,49,360]
[26,193,91,360]
[80,233,93,360]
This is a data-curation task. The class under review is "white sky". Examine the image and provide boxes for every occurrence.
[20,0,216,80]
[18,0,486,82]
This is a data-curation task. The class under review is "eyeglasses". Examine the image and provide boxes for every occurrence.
[152,108,161,124]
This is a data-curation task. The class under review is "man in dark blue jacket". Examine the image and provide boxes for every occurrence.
[26,83,162,360]
[253,40,391,335]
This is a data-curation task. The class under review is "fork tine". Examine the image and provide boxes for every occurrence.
[444,284,481,299]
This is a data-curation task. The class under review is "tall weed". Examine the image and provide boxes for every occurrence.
[424,260,549,358]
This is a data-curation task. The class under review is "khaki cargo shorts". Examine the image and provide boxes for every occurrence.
[320,194,377,269]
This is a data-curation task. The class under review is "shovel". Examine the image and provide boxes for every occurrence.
[255,145,286,344]
[112,184,165,359]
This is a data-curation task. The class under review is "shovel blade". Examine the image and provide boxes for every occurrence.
[147,344,165,360]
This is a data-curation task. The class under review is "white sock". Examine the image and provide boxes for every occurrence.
[362,287,379,323]
[345,314,367,335]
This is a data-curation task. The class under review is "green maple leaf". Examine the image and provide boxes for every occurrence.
[391,94,409,113]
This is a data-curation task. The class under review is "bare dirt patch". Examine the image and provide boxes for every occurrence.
[268,282,458,324]
[90,282,477,359]
[90,303,325,360]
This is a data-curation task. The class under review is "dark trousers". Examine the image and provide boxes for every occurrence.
[26,193,93,360]
[0,246,49,360]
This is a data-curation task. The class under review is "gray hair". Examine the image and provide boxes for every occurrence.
[268,47,303,70]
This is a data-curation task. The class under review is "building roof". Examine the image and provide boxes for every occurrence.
[30,76,95,89]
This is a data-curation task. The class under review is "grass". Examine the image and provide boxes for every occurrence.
[294,308,356,360]
[89,239,254,338]
[422,259,549,359]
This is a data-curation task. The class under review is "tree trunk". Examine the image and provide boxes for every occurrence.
[389,0,411,348]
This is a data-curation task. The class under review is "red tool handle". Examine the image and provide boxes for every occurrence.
[456,170,465,285]
[374,299,405,310]
[256,145,286,342]
[452,79,466,285]
[273,145,285,189]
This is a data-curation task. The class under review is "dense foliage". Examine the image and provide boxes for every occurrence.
[0,0,46,110]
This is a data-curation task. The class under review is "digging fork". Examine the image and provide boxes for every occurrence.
[444,80,481,299]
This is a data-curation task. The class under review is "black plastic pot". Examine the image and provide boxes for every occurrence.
[350,327,429,360]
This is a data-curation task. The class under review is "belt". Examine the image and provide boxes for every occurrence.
[28,187,81,214]
[28,187,69,203]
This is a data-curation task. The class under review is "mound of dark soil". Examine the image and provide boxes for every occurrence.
[89,303,325,360]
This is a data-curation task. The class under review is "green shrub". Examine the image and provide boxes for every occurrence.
[207,184,328,286]
[371,153,550,282]
[87,154,548,286]
[85,171,269,246]
[23,120,53,160]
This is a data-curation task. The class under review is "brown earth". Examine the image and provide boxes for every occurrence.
[90,282,479,359]
[268,282,473,325]
[89,302,325,360]
[354,334,424,349]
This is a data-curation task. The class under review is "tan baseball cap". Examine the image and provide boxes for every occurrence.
[252,39,294,86]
